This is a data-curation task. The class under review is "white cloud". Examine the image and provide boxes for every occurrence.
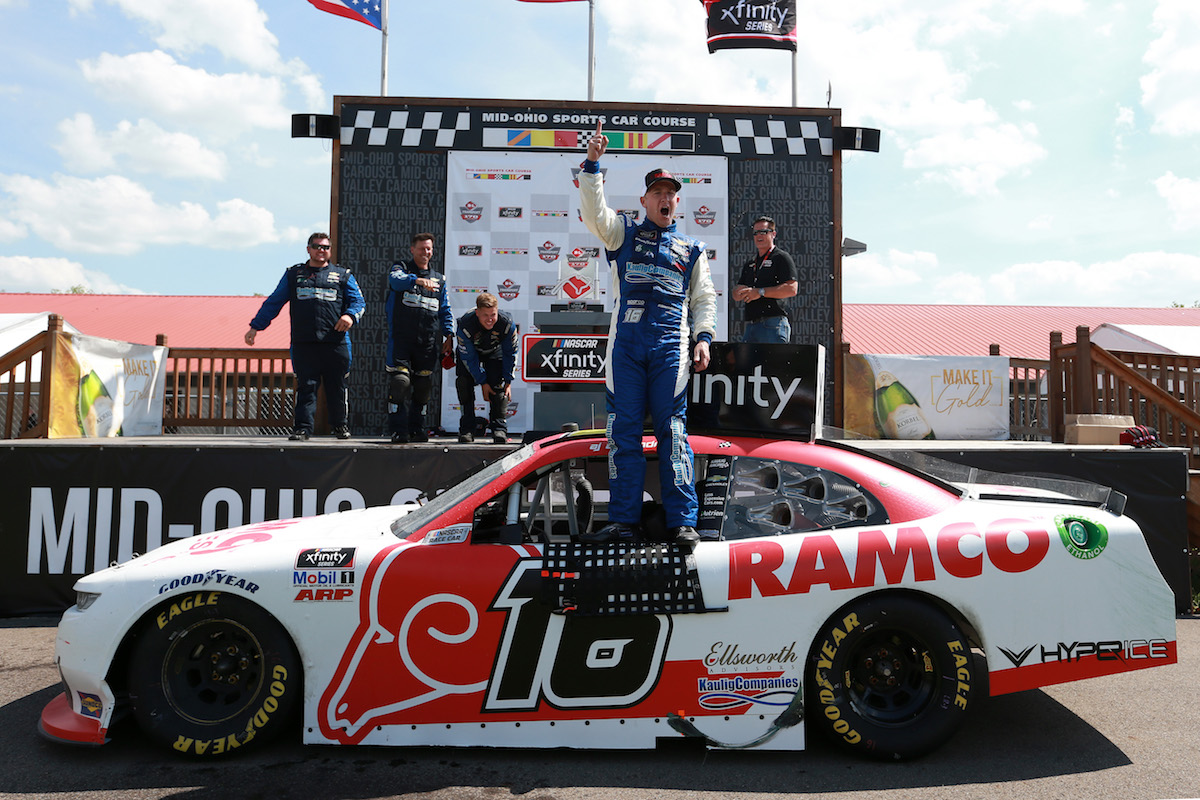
[844,249,933,294]
[0,255,143,294]
[987,253,1200,305]
[1155,172,1200,231]
[55,113,228,180]
[1140,0,1200,135]
[1027,214,1053,230]
[0,173,281,255]
[80,51,293,142]
[903,122,1046,195]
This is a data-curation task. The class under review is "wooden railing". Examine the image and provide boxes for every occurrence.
[0,314,65,439]
[162,348,295,431]
[1050,326,1200,467]
[0,316,297,438]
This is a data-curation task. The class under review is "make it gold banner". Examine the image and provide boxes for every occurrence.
[48,333,168,438]
[844,354,1009,441]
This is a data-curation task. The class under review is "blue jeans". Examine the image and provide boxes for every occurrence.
[744,315,791,344]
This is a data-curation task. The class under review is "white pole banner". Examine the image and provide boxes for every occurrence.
[49,333,168,438]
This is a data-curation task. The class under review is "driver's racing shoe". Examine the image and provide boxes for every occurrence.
[670,526,701,548]
[579,522,640,544]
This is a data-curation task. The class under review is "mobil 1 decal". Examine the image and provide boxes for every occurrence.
[318,544,672,744]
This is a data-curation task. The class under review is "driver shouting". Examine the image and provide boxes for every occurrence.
[577,120,717,547]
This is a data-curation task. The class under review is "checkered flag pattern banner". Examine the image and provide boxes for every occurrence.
[706,117,832,156]
[342,110,473,149]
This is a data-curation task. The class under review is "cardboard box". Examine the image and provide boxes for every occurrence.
[1065,424,1126,444]
[1065,414,1135,427]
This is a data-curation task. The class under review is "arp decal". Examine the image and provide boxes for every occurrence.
[728,519,1051,599]
[318,546,671,744]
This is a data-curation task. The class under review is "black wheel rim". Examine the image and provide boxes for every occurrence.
[843,628,937,726]
[161,619,265,725]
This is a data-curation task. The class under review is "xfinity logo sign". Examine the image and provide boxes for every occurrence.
[690,365,802,421]
[687,343,824,440]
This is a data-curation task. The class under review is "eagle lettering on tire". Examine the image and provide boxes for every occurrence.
[127,593,300,756]
[807,594,974,760]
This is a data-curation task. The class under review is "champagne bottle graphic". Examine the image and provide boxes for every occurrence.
[874,370,935,440]
[78,369,121,437]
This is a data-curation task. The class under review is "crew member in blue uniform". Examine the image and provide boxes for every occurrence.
[577,121,717,546]
[245,232,366,441]
[455,292,519,444]
[385,232,454,443]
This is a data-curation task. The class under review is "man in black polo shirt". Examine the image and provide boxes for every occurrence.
[733,216,797,343]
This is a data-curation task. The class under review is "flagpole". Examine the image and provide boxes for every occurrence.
[380,0,389,95]
[791,49,796,107]
[587,0,595,101]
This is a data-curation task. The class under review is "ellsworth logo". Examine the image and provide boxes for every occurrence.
[460,201,484,223]
[694,205,717,227]
[497,279,521,301]
[537,241,561,263]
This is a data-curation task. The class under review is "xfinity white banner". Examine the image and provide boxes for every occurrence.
[442,149,729,432]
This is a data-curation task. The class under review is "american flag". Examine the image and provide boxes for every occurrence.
[305,0,382,29]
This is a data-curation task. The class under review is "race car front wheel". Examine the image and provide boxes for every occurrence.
[807,594,974,760]
[127,593,301,756]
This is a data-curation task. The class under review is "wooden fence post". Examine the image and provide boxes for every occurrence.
[1074,325,1093,415]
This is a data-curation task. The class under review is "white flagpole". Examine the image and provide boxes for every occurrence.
[791,49,796,107]
[587,0,595,101]
[381,0,389,95]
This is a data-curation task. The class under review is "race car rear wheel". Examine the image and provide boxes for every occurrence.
[807,594,974,760]
[127,593,300,756]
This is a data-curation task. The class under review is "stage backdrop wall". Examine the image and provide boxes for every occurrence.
[332,97,843,437]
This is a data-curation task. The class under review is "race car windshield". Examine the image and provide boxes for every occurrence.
[388,444,538,538]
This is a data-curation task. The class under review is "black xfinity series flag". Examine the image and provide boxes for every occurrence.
[700,0,798,53]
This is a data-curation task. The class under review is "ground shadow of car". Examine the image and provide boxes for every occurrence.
[2,683,1128,798]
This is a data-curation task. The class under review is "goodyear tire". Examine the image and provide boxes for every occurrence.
[128,592,300,757]
[807,594,974,760]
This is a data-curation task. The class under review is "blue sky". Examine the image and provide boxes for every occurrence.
[2,0,1198,306]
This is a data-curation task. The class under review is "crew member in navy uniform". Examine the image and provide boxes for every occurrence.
[245,232,366,441]
[734,215,797,343]
[577,121,717,547]
[455,292,518,444]
[384,232,454,444]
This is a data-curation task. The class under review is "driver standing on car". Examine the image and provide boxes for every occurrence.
[577,120,717,547]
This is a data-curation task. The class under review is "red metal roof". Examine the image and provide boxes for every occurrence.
[0,294,290,349]
[842,304,1200,361]
[3,294,1199,362]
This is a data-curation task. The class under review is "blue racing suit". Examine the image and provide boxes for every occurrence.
[250,262,366,432]
[578,166,717,529]
[385,260,453,436]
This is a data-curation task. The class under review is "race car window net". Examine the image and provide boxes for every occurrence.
[818,429,1127,515]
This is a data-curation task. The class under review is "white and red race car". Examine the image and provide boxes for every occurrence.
[40,430,1177,760]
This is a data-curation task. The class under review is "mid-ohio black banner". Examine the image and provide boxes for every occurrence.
[700,0,798,52]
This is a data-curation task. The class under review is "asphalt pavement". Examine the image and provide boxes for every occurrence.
[1,614,1198,800]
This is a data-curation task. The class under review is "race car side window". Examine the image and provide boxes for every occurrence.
[715,457,888,541]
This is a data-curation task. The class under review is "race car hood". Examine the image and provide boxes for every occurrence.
[75,504,418,590]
